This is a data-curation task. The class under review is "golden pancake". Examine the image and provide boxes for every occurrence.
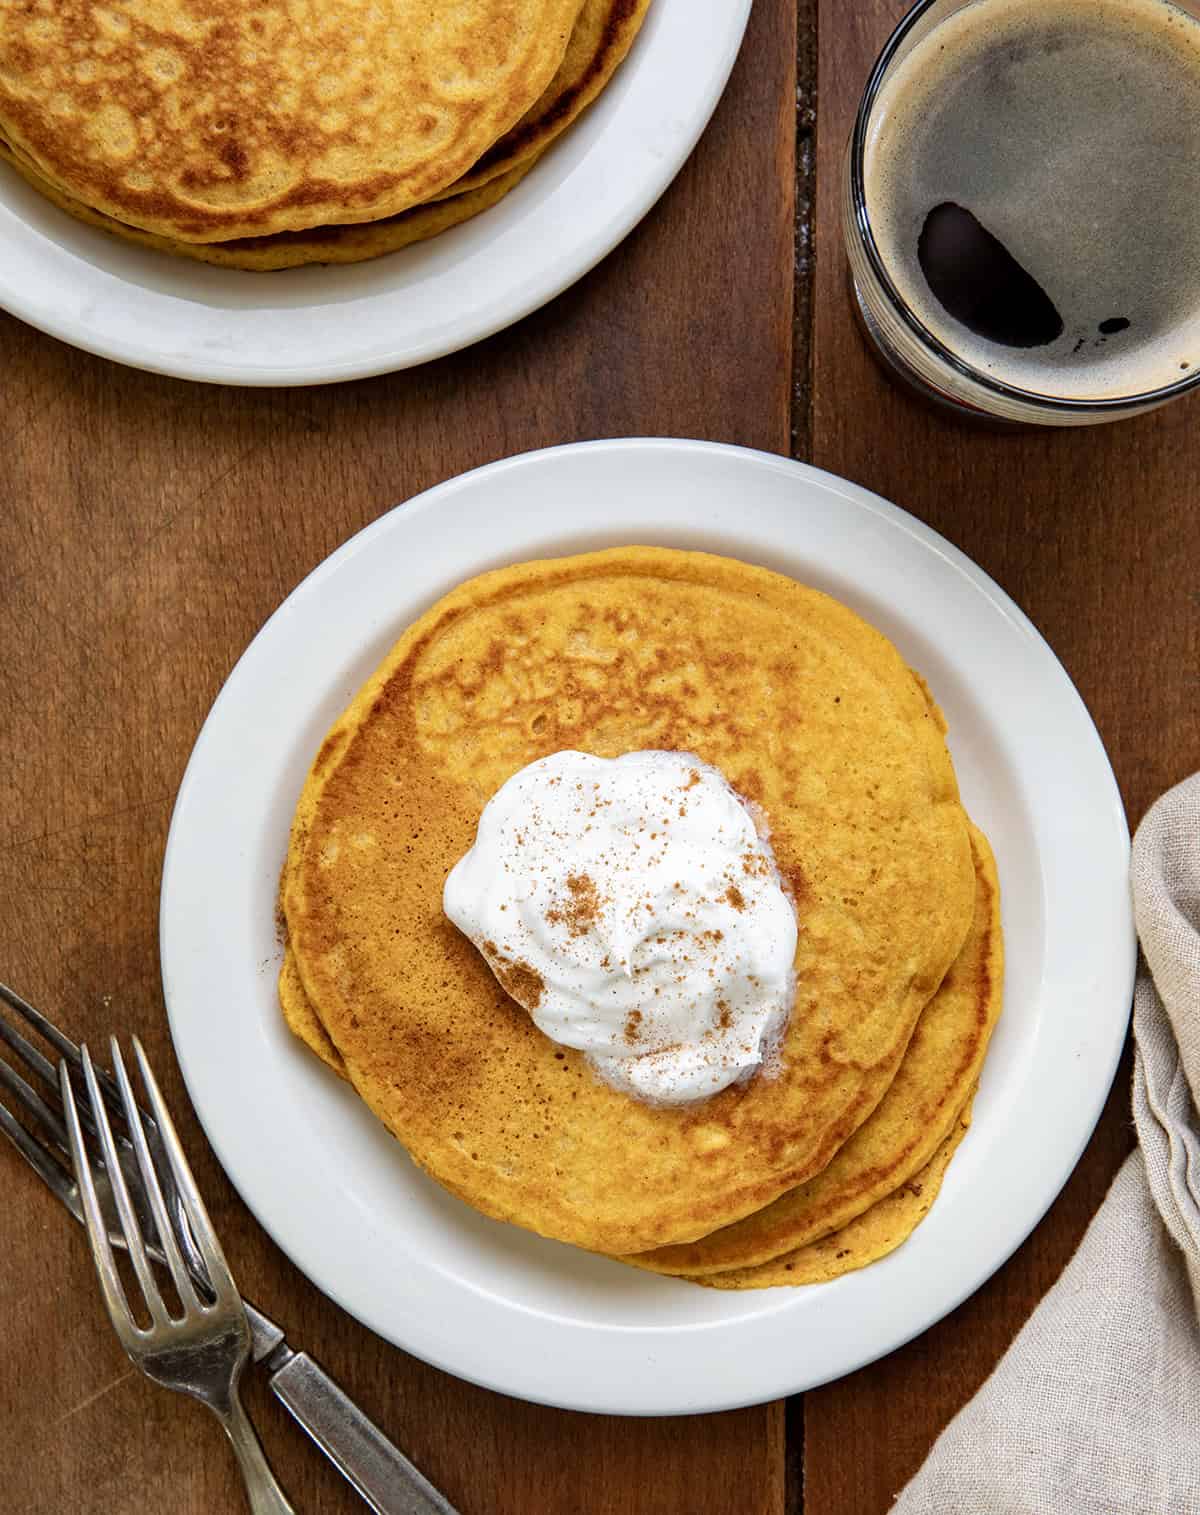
[627,821,1002,1275]
[0,0,583,242]
[0,136,538,270]
[279,947,345,1078]
[282,815,1001,1281]
[698,1097,974,1289]
[433,0,652,200]
[281,547,976,1255]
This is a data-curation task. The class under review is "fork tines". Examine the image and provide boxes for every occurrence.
[61,1037,236,1330]
[0,984,80,1204]
[0,980,141,1142]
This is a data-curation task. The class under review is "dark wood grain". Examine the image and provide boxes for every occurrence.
[802,3,1198,1510]
[0,2,796,1512]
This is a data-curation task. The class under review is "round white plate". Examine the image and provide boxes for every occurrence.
[161,439,1135,1415]
[0,2,749,386]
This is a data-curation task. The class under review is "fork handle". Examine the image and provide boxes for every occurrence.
[216,1395,298,1515]
[268,1352,460,1515]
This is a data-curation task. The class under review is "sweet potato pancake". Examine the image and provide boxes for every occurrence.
[700,1098,976,1289]
[627,822,1002,1276]
[0,138,539,270]
[280,547,975,1255]
[433,0,652,199]
[0,0,584,242]
[279,946,343,1076]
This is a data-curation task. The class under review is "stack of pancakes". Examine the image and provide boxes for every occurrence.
[279,547,1004,1288]
[0,0,649,269]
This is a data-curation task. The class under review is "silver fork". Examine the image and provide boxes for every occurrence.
[61,1036,295,1515]
[0,986,221,1304]
[0,982,460,1515]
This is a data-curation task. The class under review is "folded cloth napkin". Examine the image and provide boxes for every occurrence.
[894,772,1200,1515]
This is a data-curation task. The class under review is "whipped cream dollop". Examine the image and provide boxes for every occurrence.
[443,750,798,1105]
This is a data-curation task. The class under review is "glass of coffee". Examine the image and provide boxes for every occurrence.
[844,0,1200,425]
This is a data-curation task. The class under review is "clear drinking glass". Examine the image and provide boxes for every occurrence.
[843,0,1200,426]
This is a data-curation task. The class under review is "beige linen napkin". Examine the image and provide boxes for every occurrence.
[893,772,1200,1515]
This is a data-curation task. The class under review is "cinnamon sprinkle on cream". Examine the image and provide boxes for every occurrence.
[482,941,545,1009]
[546,872,604,937]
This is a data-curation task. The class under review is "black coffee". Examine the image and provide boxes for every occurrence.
[864,0,1200,398]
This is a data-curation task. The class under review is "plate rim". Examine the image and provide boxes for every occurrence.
[0,1,751,386]
[160,437,1135,1414]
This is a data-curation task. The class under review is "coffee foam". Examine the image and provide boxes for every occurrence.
[864,0,1200,399]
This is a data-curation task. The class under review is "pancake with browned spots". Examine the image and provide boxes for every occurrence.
[0,135,539,269]
[699,1097,976,1289]
[280,547,976,1254]
[0,0,583,242]
[432,0,651,200]
[626,822,1002,1276]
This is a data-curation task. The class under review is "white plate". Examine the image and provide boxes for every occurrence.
[0,2,749,386]
[160,439,1135,1415]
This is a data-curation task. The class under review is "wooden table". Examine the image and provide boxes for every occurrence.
[2,2,1195,1510]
